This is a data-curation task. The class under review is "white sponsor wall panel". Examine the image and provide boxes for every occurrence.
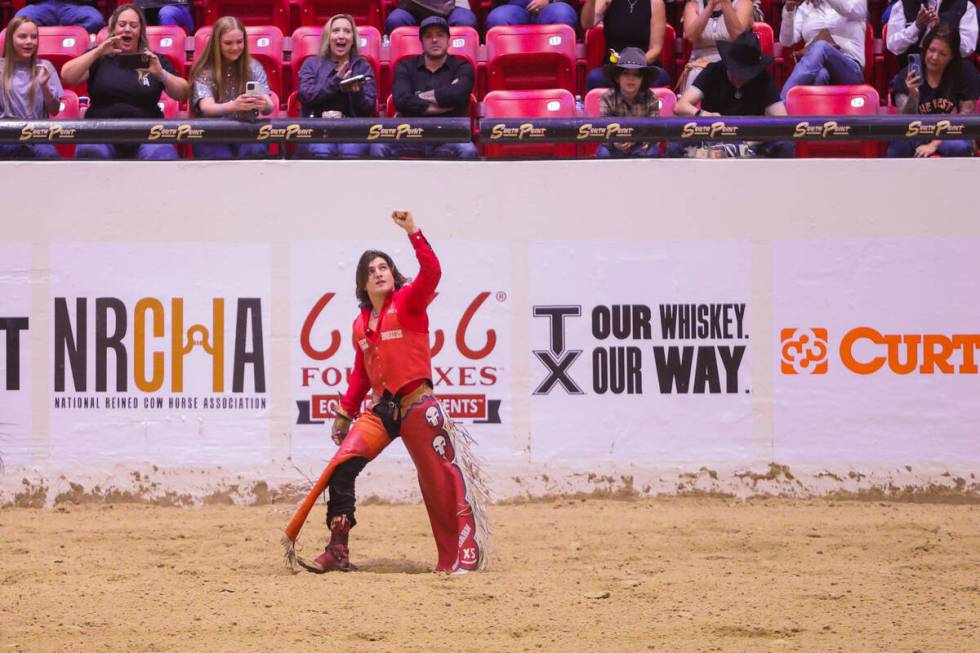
[773,239,980,464]
[0,244,33,466]
[529,240,752,463]
[47,243,271,465]
[290,240,512,464]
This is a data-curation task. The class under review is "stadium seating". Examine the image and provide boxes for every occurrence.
[288,24,381,110]
[785,83,881,157]
[96,25,189,77]
[193,25,284,98]
[585,24,677,85]
[50,89,80,158]
[386,25,480,98]
[298,0,384,32]
[486,24,577,94]
[581,86,677,156]
[202,0,291,33]
[0,24,88,76]
[481,88,577,158]
[877,23,900,100]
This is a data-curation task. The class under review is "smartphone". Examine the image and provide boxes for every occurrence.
[245,80,263,96]
[117,53,150,69]
[908,53,922,79]
[339,74,367,88]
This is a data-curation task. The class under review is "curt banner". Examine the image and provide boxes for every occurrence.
[0,244,33,467]
[529,240,753,464]
[774,239,980,464]
[290,240,512,463]
[47,243,271,465]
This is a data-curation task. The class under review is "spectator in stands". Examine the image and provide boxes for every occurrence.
[0,17,64,159]
[385,0,477,34]
[189,16,273,159]
[370,16,476,159]
[672,30,793,157]
[779,0,868,101]
[297,14,376,159]
[15,0,104,34]
[136,0,195,34]
[581,0,672,91]
[597,46,662,157]
[886,0,977,63]
[486,0,579,30]
[61,3,189,160]
[679,0,757,91]
[889,23,977,157]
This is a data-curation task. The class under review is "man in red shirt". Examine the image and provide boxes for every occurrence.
[299,211,490,575]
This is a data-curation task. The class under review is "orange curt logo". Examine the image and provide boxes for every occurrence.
[781,328,828,374]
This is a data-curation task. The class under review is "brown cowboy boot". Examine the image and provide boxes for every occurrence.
[301,515,354,573]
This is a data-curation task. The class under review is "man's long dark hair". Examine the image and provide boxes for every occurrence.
[355,250,408,307]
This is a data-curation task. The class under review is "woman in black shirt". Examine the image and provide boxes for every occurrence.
[61,3,189,159]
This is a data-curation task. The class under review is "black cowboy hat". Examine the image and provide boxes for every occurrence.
[716,31,774,81]
[603,47,660,88]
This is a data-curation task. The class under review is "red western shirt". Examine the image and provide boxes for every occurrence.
[340,230,440,416]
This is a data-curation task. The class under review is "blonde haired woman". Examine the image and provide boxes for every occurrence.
[297,13,376,158]
[0,16,63,159]
[189,16,273,159]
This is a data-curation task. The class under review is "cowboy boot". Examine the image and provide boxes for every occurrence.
[303,515,354,573]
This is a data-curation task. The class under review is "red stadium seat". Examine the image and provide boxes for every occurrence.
[581,86,676,156]
[585,24,677,84]
[486,24,577,94]
[202,0,291,33]
[96,25,189,76]
[387,25,480,98]
[193,25,284,99]
[0,25,88,76]
[51,89,80,158]
[481,88,577,158]
[298,0,383,32]
[289,25,381,110]
[785,84,881,157]
[157,92,181,118]
[877,23,900,99]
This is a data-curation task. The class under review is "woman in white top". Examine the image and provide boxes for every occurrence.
[680,0,757,90]
[779,0,868,101]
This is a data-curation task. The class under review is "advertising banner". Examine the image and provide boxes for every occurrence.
[529,240,753,463]
[774,239,980,464]
[290,239,512,464]
[0,244,33,467]
[47,243,271,465]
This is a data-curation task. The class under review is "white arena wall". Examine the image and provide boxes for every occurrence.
[1,158,978,506]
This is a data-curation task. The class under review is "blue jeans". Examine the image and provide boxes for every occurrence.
[385,7,478,33]
[781,41,864,101]
[0,143,61,159]
[299,143,371,158]
[157,4,194,32]
[596,143,659,158]
[887,139,976,157]
[192,143,268,159]
[485,0,578,29]
[369,142,477,159]
[16,1,105,32]
[585,65,671,92]
[75,143,178,160]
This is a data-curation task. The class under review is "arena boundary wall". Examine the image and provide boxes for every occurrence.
[1,158,978,506]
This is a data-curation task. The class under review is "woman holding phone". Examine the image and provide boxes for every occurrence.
[0,16,63,159]
[189,16,273,159]
[61,3,189,160]
[296,13,376,158]
[889,23,977,157]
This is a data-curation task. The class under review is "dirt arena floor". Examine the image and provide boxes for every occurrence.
[1,496,978,652]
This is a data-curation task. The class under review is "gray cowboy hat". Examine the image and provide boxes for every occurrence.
[603,46,660,88]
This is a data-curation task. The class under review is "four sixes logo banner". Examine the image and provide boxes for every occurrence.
[774,239,980,464]
[529,241,753,463]
[48,243,271,465]
[290,240,512,463]
[0,244,33,466]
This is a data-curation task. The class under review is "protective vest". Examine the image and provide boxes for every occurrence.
[352,303,431,398]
